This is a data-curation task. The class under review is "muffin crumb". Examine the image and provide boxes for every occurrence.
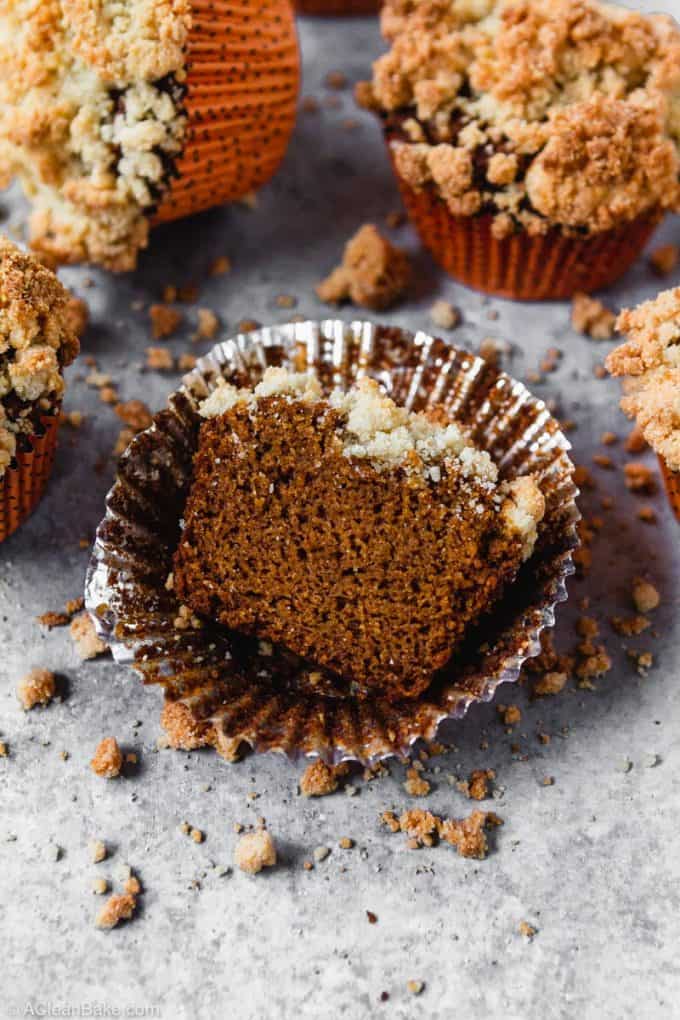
[316,224,411,311]
[89,839,107,864]
[404,767,431,797]
[571,294,616,340]
[17,668,56,711]
[150,305,182,340]
[429,300,460,330]
[95,893,137,931]
[234,830,276,874]
[90,738,123,779]
[70,613,107,661]
[650,245,679,277]
[300,760,350,797]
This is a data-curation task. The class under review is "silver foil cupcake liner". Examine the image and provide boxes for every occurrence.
[85,320,579,765]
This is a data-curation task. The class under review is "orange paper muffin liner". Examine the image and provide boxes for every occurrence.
[154,0,300,225]
[295,0,379,14]
[659,455,680,523]
[0,415,60,544]
[394,176,660,301]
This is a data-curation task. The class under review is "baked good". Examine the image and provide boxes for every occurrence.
[295,0,379,14]
[357,0,680,299]
[607,287,680,520]
[0,0,299,271]
[173,367,545,700]
[0,236,80,540]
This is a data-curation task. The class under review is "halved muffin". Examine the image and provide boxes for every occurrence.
[173,367,545,700]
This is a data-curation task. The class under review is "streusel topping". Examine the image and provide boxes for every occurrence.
[359,0,680,236]
[0,0,191,270]
[0,237,80,478]
[606,287,680,473]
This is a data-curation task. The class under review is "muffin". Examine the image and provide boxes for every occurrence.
[0,0,300,271]
[357,0,680,300]
[173,367,545,701]
[606,287,680,521]
[0,237,80,542]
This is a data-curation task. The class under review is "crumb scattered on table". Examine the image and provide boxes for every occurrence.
[90,737,123,779]
[234,830,276,874]
[17,668,56,710]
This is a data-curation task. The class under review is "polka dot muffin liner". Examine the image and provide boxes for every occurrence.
[85,321,579,766]
[659,456,680,523]
[154,0,300,225]
[294,0,379,15]
[392,171,661,302]
[0,414,60,544]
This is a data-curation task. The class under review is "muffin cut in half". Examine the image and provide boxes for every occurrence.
[174,367,545,701]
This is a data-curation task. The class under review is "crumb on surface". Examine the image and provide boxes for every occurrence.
[90,737,123,779]
[70,613,107,660]
[429,299,460,330]
[632,577,660,614]
[234,830,276,874]
[459,768,495,801]
[195,308,219,340]
[17,668,56,710]
[95,893,137,930]
[519,921,537,939]
[300,759,350,797]
[498,704,521,726]
[624,462,657,494]
[316,224,411,311]
[404,766,431,797]
[150,304,182,339]
[382,808,501,859]
[146,346,175,371]
[571,294,616,339]
[89,839,107,864]
[532,671,568,697]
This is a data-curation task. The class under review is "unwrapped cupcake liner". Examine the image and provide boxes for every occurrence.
[154,0,300,224]
[0,414,60,543]
[295,0,379,15]
[85,321,579,765]
[659,455,680,523]
[392,171,660,301]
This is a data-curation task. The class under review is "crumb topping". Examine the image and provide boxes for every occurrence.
[315,224,412,310]
[606,287,680,472]
[17,667,56,710]
[234,830,277,874]
[360,0,680,235]
[0,1,191,270]
[90,736,123,779]
[0,238,79,479]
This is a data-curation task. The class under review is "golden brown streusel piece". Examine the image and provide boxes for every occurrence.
[632,577,660,614]
[95,892,137,930]
[498,704,521,726]
[300,760,350,797]
[195,308,220,340]
[404,767,431,797]
[429,299,460,330]
[439,811,502,860]
[149,304,182,339]
[519,921,537,939]
[17,668,56,710]
[115,400,153,432]
[316,225,411,311]
[234,830,276,874]
[146,346,175,371]
[624,463,657,494]
[571,294,616,340]
[90,737,123,779]
[89,839,107,864]
[70,613,107,660]
[532,671,569,697]
[461,768,495,801]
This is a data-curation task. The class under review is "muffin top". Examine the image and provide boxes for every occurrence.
[0,0,191,270]
[0,237,80,477]
[358,0,680,237]
[606,287,680,473]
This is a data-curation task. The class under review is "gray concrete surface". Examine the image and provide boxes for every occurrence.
[2,8,680,1019]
